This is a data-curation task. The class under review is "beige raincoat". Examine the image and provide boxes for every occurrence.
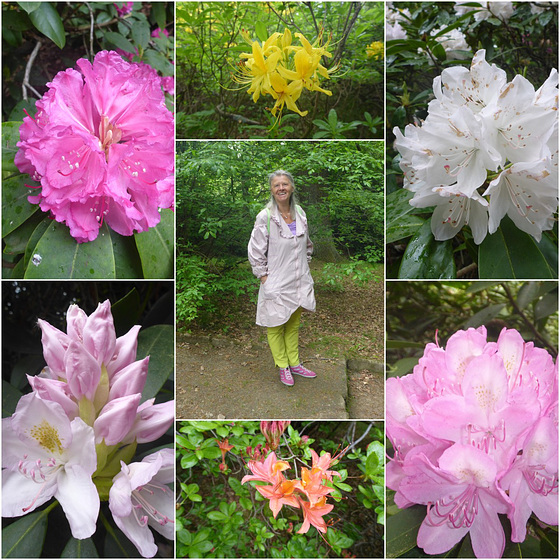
[248,206,316,327]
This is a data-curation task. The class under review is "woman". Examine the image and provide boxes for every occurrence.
[248,170,316,386]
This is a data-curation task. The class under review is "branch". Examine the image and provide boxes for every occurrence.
[305,1,320,37]
[266,2,305,36]
[331,2,363,68]
[22,41,42,101]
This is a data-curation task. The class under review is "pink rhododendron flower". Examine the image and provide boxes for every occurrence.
[2,393,99,539]
[114,2,133,17]
[387,326,558,558]
[15,50,174,243]
[151,27,169,39]
[109,448,174,558]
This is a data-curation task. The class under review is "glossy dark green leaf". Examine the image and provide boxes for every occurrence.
[111,289,143,334]
[3,212,44,256]
[2,507,49,557]
[134,208,174,278]
[137,324,174,401]
[23,220,146,279]
[462,303,506,329]
[111,232,144,279]
[28,3,65,48]
[386,505,425,558]
[386,214,424,243]
[17,2,42,14]
[23,215,50,269]
[534,290,559,322]
[104,31,136,53]
[2,121,22,173]
[386,189,415,225]
[479,218,556,279]
[2,174,40,236]
[2,380,23,417]
[399,221,456,279]
[24,221,117,279]
[516,282,541,310]
[61,538,99,558]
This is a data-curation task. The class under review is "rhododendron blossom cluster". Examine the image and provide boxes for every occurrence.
[242,449,341,534]
[394,50,558,244]
[387,326,558,558]
[15,50,174,243]
[2,301,174,558]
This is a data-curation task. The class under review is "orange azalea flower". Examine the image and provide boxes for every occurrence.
[241,451,290,485]
[298,496,334,534]
[256,476,302,517]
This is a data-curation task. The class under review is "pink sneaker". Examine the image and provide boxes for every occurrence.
[279,367,294,386]
[290,364,317,378]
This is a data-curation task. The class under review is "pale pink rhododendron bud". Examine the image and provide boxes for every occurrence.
[27,300,173,449]
[15,50,174,243]
[109,448,174,558]
[387,326,558,558]
[2,393,100,539]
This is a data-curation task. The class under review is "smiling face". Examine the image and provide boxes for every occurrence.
[270,175,294,206]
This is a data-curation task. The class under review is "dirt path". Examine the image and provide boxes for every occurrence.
[176,334,384,420]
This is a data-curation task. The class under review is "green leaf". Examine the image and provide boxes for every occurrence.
[61,538,99,558]
[2,380,23,417]
[2,174,40,236]
[3,212,44,256]
[134,208,174,278]
[104,31,136,53]
[398,221,456,279]
[143,49,174,75]
[386,214,424,243]
[386,188,415,224]
[24,221,118,279]
[334,482,353,492]
[137,324,174,401]
[386,505,425,558]
[131,19,150,49]
[2,506,51,557]
[2,121,22,173]
[255,21,268,42]
[462,303,506,329]
[479,218,556,279]
[207,511,228,521]
[17,3,42,13]
[28,3,65,48]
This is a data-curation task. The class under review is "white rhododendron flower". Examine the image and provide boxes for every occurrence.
[393,49,558,244]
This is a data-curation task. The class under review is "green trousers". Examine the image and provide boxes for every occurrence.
[266,307,303,368]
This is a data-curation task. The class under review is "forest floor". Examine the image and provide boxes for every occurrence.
[176,261,385,420]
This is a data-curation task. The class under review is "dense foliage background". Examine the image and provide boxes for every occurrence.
[176,140,384,327]
[386,1,558,279]
[386,280,558,558]
[176,1,384,139]
[2,2,174,279]
[2,281,174,558]
[176,420,384,558]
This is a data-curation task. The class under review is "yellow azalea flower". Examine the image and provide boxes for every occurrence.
[269,72,308,117]
[366,41,384,60]
[238,41,282,102]
[277,48,332,96]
